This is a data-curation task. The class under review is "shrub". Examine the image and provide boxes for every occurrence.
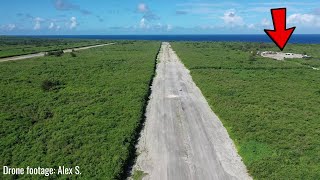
[71,52,77,57]
[41,80,62,91]
[248,54,256,61]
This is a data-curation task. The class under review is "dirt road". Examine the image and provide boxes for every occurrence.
[133,42,251,180]
[0,43,115,63]
[62,43,114,53]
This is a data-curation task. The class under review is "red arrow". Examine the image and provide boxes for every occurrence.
[264,8,296,51]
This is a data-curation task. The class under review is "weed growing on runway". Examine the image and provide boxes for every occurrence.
[172,42,320,179]
[132,170,147,180]
[0,41,160,179]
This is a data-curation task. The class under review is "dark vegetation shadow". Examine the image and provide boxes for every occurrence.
[118,43,161,180]
[191,66,308,71]
[41,79,65,92]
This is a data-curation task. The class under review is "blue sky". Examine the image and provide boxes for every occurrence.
[0,0,319,35]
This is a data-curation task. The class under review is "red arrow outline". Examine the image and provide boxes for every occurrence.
[264,8,296,51]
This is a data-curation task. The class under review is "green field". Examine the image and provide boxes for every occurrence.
[1,39,319,179]
[0,36,107,58]
[0,41,160,179]
[171,42,320,179]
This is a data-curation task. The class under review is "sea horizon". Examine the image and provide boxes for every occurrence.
[2,34,320,44]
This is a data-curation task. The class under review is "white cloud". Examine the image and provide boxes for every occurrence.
[54,0,92,15]
[137,3,159,21]
[247,24,255,29]
[7,24,16,31]
[221,9,244,26]
[261,18,271,27]
[69,16,77,29]
[176,2,240,17]
[48,22,61,31]
[137,3,148,13]
[287,13,320,26]
[34,17,43,30]
[0,24,16,31]
[49,22,55,29]
[139,18,148,29]
[135,18,173,32]
[34,23,40,30]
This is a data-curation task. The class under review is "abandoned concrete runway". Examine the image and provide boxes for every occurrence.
[133,42,251,180]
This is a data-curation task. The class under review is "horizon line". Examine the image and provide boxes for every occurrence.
[1,34,320,36]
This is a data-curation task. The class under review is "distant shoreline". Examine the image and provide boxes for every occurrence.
[1,34,320,44]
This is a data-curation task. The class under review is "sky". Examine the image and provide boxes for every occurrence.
[0,0,319,35]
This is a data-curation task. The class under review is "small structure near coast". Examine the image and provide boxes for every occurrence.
[259,51,311,60]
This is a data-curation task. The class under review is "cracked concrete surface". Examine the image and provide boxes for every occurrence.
[133,42,251,180]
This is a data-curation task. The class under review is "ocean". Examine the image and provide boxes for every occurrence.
[23,34,320,44]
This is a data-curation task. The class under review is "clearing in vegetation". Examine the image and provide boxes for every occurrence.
[171,42,320,179]
[133,42,250,180]
[0,41,160,179]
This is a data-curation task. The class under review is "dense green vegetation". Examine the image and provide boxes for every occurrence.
[172,42,320,179]
[0,41,160,179]
[0,36,107,58]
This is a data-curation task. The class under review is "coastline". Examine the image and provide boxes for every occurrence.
[2,34,320,44]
